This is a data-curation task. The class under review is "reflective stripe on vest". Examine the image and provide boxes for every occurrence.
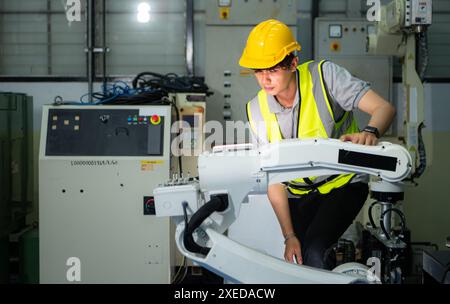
[247,60,359,195]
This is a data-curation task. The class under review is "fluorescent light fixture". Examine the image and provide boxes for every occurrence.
[137,2,150,23]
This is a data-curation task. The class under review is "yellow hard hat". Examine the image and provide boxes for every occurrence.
[239,19,301,69]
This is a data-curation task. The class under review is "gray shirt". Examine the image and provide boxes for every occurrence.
[251,61,370,144]
[249,60,371,185]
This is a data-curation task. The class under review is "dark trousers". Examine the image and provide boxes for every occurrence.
[288,182,369,270]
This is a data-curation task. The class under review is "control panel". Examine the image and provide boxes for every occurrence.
[45,108,165,156]
[406,0,432,26]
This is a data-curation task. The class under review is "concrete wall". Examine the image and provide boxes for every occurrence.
[402,84,450,248]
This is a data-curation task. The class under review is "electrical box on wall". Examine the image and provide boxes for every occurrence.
[406,0,432,26]
[314,17,394,135]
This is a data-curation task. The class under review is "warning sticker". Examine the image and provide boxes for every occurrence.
[140,160,164,171]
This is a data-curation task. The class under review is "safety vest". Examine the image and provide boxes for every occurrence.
[246,60,360,195]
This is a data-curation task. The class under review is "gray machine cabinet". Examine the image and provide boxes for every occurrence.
[39,105,174,283]
[314,17,394,134]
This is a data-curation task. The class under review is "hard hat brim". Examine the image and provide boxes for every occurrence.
[239,42,301,69]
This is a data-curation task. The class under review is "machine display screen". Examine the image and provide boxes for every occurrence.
[45,108,165,156]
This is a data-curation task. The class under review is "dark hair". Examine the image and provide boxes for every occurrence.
[253,53,296,72]
[276,53,296,69]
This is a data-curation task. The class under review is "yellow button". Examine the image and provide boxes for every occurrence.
[64,120,69,125]
[219,7,230,20]
[74,125,79,131]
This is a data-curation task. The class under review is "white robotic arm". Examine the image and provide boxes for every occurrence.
[153,138,412,284]
[368,0,432,178]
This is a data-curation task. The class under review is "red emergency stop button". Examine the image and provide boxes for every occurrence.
[330,42,340,52]
[150,115,161,125]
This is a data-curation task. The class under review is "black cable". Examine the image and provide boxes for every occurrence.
[168,98,183,175]
[131,71,209,94]
[132,71,165,90]
[183,195,228,256]
[368,201,381,229]
[416,31,429,82]
[379,208,406,241]
[182,201,189,229]
[411,122,427,180]
[101,90,169,105]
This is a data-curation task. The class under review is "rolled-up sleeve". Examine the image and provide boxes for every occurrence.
[322,61,371,111]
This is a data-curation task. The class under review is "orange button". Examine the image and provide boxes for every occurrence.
[330,42,340,52]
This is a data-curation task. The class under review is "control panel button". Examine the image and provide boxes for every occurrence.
[151,115,161,125]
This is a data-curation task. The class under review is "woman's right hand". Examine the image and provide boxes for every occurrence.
[284,236,303,265]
